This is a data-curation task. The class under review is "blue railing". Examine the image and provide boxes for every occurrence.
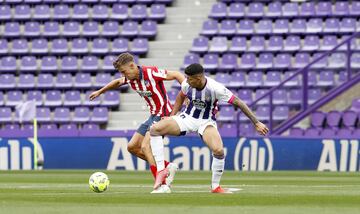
[236,31,360,137]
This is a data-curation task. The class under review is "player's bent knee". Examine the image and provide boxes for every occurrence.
[149,124,162,136]
[212,148,224,157]
[127,143,139,155]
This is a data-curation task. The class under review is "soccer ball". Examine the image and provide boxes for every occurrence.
[89,172,110,193]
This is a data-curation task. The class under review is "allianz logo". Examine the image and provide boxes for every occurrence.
[234,138,274,171]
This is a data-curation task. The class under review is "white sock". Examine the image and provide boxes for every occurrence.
[211,155,225,190]
[150,135,165,172]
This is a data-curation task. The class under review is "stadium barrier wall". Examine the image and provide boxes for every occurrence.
[0,137,359,172]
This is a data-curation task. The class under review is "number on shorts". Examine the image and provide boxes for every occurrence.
[180,114,186,119]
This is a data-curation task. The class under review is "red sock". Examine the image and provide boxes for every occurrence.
[150,165,157,180]
[164,160,170,168]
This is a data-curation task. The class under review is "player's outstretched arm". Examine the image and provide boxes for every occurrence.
[89,77,125,101]
[165,71,185,84]
[232,96,269,136]
[170,91,186,116]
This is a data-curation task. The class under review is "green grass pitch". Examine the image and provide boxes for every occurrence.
[0,170,359,214]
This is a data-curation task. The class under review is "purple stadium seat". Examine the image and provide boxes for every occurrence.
[24,22,41,38]
[247,2,264,17]
[219,20,236,36]
[102,91,120,107]
[182,54,200,69]
[340,18,356,33]
[82,123,100,131]
[257,53,274,69]
[39,124,58,134]
[61,56,78,72]
[149,4,166,21]
[288,89,302,105]
[54,107,71,123]
[304,128,320,137]
[293,53,310,68]
[73,107,91,123]
[11,39,29,55]
[0,74,16,89]
[218,123,236,137]
[318,71,335,87]
[0,39,8,56]
[1,56,17,73]
[246,72,263,87]
[202,54,219,71]
[328,53,346,69]
[27,90,43,105]
[273,106,289,121]
[229,37,247,53]
[316,1,332,16]
[59,124,78,133]
[53,4,70,20]
[326,111,342,128]
[237,20,254,35]
[111,4,129,20]
[227,72,244,88]
[338,71,348,85]
[201,20,218,36]
[209,36,228,53]
[308,88,322,105]
[334,2,349,16]
[237,89,252,105]
[311,53,328,68]
[350,99,360,112]
[289,128,303,137]
[239,53,256,69]
[228,3,245,18]
[111,38,129,54]
[64,91,81,107]
[44,90,62,107]
[311,111,326,128]
[74,73,92,89]
[273,19,289,34]
[239,122,255,136]
[55,73,73,89]
[255,89,269,105]
[350,2,360,16]
[71,38,89,55]
[90,107,109,123]
[31,39,48,55]
[290,19,306,33]
[92,38,109,55]
[130,4,147,20]
[256,106,270,121]
[282,2,299,17]
[256,19,272,34]
[94,73,112,88]
[274,54,291,69]
[51,38,68,55]
[324,18,340,33]
[36,108,51,123]
[351,53,360,69]
[284,36,301,51]
[92,4,109,20]
[209,2,227,19]
[190,37,209,54]
[19,56,37,72]
[353,129,360,137]
[303,35,320,51]
[264,71,282,87]
[6,91,23,107]
[37,73,54,89]
[342,110,357,128]
[267,1,282,17]
[122,21,139,37]
[18,74,35,89]
[321,128,336,137]
[102,21,120,38]
[14,5,31,20]
[72,4,90,20]
[0,108,12,123]
[300,2,315,17]
[131,38,149,55]
[308,71,318,87]
[0,5,11,21]
[267,36,283,52]
[219,53,237,71]
[63,21,81,37]
[81,56,99,72]
[40,56,58,73]
[321,35,338,51]
[215,73,231,88]
[83,91,100,106]
[249,36,265,52]
[33,5,51,20]
[83,21,100,37]
[337,129,352,138]
[43,22,60,38]
[218,107,235,122]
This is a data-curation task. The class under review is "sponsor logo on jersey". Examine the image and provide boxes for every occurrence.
[136,90,152,98]
[192,99,207,110]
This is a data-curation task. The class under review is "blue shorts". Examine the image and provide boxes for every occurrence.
[136,115,162,136]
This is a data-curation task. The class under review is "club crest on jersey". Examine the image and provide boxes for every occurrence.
[192,99,207,110]
[136,90,152,98]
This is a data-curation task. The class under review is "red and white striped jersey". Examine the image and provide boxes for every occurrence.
[125,66,173,117]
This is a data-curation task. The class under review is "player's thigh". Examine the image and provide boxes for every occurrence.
[128,132,145,149]
[150,117,181,136]
[202,125,224,156]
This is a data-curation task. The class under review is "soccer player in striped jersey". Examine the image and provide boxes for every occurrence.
[89,53,185,192]
[149,63,269,193]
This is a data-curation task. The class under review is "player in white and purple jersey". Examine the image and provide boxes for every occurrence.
[149,63,269,194]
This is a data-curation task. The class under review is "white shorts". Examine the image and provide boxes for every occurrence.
[172,112,217,136]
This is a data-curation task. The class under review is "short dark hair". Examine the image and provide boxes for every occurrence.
[113,52,134,69]
[184,63,204,76]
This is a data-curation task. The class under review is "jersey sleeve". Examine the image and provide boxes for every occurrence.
[214,82,235,104]
[151,67,168,81]
[180,80,190,96]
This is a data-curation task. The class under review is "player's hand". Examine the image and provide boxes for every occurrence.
[255,122,269,136]
[184,98,190,107]
[89,90,101,101]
